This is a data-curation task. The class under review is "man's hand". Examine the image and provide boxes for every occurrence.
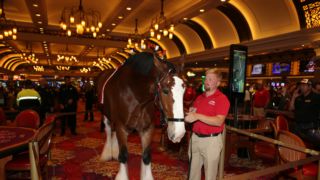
[292,89,300,99]
[185,112,197,123]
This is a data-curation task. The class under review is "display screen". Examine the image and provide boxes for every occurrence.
[272,62,290,75]
[251,64,266,75]
[299,60,316,73]
[231,49,247,93]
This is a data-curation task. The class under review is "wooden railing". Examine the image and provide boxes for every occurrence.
[218,125,320,180]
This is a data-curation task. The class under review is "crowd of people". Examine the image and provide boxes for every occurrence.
[0,77,96,136]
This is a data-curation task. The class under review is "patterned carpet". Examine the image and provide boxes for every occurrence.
[47,101,275,179]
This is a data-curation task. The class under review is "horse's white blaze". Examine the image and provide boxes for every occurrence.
[172,76,185,119]
[169,76,186,143]
[115,163,129,180]
[100,116,112,161]
[141,161,154,180]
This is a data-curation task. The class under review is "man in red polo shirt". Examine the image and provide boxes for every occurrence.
[185,68,230,180]
[253,83,269,117]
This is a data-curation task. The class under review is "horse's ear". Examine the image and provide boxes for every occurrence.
[153,53,166,72]
[176,53,185,75]
[176,62,185,75]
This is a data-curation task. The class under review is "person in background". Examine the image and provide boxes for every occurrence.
[84,81,95,122]
[16,79,41,112]
[244,86,251,114]
[313,81,320,94]
[289,79,320,142]
[252,83,269,117]
[184,83,197,112]
[59,76,79,136]
[185,68,230,180]
[36,79,55,123]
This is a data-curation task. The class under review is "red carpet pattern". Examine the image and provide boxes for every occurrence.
[47,101,275,179]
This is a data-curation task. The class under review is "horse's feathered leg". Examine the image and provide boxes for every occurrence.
[115,126,129,180]
[100,116,112,161]
[111,131,119,160]
[140,127,154,180]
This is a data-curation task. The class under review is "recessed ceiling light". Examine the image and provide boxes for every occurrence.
[38,21,42,24]
[118,16,123,19]
[35,14,41,17]
[199,9,205,12]
[33,4,38,7]
[106,29,110,32]
[126,7,132,11]
[111,23,116,26]
[183,17,188,21]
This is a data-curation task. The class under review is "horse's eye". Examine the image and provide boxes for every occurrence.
[162,88,169,95]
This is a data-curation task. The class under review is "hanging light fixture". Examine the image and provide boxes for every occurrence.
[149,0,174,40]
[127,19,146,50]
[33,65,44,72]
[0,0,17,40]
[59,0,102,38]
[80,67,91,73]
[56,65,70,71]
[57,44,79,64]
[20,42,38,64]
[93,48,113,70]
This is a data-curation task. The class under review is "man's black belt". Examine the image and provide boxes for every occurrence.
[194,132,222,138]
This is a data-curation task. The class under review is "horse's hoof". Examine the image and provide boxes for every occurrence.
[115,173,129,180]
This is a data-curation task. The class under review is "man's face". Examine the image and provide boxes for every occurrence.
[65,78,71,85]
[299,83,311,94]
[204,73,220,91]
[315,84,320,92]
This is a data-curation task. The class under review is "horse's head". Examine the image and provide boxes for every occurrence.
[154,54,186,143]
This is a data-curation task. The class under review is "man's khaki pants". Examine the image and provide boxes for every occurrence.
[188,133,223,180]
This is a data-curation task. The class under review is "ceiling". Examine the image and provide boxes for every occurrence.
[0,0,318,77]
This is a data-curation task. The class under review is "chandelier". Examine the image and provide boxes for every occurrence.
[33,66,44,72]
[93,57,113,70]
[80,67,91,73]
[59,0,102,38]
[0,0,17,40]
[56,66,70,71]
[93,49,113,70]
[57,45,79,64]
[127,19,146,50]
[20,43,38,64]
[149,0,174,40]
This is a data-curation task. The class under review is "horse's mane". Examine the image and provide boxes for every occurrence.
[123,52,176,76]
[123,52,154,76]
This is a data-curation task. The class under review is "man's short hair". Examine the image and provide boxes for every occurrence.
[205,68,223,80]
[24,79,33,88]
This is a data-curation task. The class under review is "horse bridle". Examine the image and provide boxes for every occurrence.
[155,69,184,125]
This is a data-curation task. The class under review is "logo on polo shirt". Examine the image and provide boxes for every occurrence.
[208,100,215,106]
